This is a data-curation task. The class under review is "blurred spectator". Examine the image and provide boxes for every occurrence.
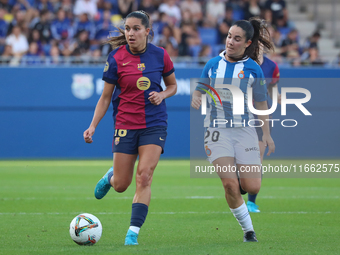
[118,0,138,18]
[23,41,41,64]
[180,0,202,25]
[34,0,54,13]
[264,0,287,27]
[28,29,43,54]
[198,44,212,65]
[0,7,8,54]
[72,30,90,56]
[0,0,12,12]
[5,25,29,57]
[335,53,340,66]
[178,15,200,56]
[98,0,119,16]
[275,14,291,37]
[300,45,323,66]
[48,44,61,64]
[95,9,113,42]
[73,13,96,41]
[139,0,157,18]
[154,24,178,56]
[303,31,320,52]
[51,8,73,41]
[12,0,32,11]
[7,10,27,36]
[1,44,11,56]
[218,6,234,44]
[280,28,299,59]
[31,10,51,44]
[0,44,12,64]
[243,0,261,20]
[205,0,225,28]
[158,0,181,25]
[199,44,212,58]
[89,48,102,64]
[55,0,74,14]
[73,0,98,19]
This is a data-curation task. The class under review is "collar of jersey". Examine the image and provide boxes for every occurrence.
[219,50,249,63]
[126,43,148,55]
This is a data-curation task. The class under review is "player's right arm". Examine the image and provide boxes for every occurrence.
[191,59,212,110]
[83,82,115,143]
[191,90,202,110]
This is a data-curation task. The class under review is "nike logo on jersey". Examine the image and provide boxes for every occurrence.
[159,137,164,141]
[122,61,131,66]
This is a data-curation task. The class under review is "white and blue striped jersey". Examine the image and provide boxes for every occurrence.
[196,51,267,128]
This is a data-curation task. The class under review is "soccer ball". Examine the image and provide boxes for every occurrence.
[69,213,102,245]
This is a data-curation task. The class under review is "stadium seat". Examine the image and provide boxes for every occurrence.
[198,28,219,46]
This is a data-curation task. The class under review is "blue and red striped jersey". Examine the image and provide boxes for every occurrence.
[102,43,174,129]
[260,56,280,86]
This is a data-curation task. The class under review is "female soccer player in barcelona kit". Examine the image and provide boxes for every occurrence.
[247,43,281,213]
[191,18,275,242]
[83,10,177,245]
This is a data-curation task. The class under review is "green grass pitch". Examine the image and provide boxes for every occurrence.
[1,159,340,255]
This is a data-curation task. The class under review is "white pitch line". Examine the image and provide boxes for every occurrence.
[1,195,340,201]
[0,211,335,216]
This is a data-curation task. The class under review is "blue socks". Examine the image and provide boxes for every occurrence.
[107,169,113,183]
[248,194,257,203]
[130,203,148,228]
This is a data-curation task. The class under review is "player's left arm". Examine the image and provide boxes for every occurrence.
[267,62,281,104]
[253,68,275,156]
[148,73,177,105]
[254,101,275,156]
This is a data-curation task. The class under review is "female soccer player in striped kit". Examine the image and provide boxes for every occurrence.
[191,18,275,242]
[83,10,177,245]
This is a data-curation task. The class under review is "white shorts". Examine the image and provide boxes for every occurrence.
[204,126,261,165]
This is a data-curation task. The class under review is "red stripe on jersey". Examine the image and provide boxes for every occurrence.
[272,62,280,85]
[114,46,147,129]
[162,48,173,74]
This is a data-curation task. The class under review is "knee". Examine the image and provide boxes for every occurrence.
[241,182,261,195]
[223,179,240,196]
[136,168,153,188]
[113,181,129,193]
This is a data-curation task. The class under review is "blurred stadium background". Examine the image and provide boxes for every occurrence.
[0,0,340,159]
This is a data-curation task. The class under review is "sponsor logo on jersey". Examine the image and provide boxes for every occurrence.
[71,74,94,100]
[136,77,151,90]
[238,70,245,79]
[260,79,266,86]
[137,63,145,71]
[104,61,109,72]
[123,61,131,66]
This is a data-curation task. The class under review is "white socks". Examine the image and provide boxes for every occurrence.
[129,226,140,234]
[230,202,254,233]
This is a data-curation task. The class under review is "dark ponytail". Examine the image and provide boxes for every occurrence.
[105,10,154,49]
[232,17,274,64]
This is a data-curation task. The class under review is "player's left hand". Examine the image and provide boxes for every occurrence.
[262,134,275,156]
[148,91,164,105]
[278,94,282,105]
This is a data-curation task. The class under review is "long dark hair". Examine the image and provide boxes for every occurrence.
[105,10,154,49]
[230,17,274,64]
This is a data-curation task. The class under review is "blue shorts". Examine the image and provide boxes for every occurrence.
[112,126,167,155]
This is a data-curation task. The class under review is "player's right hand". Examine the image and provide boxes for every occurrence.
[83,127,95,143]
[191,95,202,110]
